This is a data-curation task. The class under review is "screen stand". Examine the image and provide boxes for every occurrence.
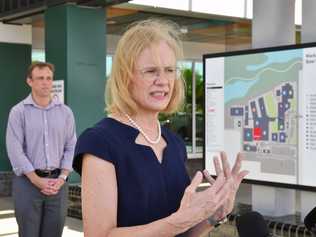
[300,191,316,222]
[252,185,295,216]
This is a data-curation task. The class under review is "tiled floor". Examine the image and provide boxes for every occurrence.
[0,197,83,237]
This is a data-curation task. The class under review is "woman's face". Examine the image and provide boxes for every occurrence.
[130,41,177,115]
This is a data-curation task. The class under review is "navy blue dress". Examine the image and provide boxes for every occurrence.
[73,117,191,233]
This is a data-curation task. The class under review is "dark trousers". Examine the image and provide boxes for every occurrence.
[12,175,68,237]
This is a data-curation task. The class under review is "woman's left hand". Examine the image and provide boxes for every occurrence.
[203,152,249,220]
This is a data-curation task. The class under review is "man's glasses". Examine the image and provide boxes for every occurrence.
[137,66,181,81]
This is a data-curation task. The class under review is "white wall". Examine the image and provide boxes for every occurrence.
[0,23,31,44]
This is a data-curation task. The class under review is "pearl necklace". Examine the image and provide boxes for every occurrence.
[124,113,161,144]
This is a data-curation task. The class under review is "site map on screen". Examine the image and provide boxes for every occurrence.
[204,44,316,188]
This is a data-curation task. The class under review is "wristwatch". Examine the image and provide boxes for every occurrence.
[207,215,228,228]
[58,174,68,181]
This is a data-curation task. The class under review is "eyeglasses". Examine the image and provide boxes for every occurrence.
[137,66,181,81]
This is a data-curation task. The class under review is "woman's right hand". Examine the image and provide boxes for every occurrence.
[171,171,231,231]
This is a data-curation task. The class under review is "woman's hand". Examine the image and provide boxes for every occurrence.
[203,152,249,220]
[170,170,231,232]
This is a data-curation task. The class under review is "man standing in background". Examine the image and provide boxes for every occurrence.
[6,62,76,237]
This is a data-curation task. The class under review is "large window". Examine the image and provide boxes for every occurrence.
[194,62,203,154]
[106,55,112,78]
[159,61,192,151]
[32,49,45,62]
[159,60,203,156]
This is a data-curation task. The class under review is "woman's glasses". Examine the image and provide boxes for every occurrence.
[137,66,181,81]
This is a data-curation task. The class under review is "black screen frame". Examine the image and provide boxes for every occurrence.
[203,42,316,192]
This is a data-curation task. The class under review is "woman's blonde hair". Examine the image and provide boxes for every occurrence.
[105,19,185,115]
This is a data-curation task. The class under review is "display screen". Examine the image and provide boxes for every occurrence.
[203,43,316,190]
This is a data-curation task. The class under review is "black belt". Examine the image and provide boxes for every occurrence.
[35,169,61,178]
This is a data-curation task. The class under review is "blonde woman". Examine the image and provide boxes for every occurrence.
[73,19,248,237]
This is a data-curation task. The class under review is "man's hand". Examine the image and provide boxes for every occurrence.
[40,178,65,195]
[25,170,67,196]
[51,178,65,191]
[26,171,53,193]
[31,176,58,195]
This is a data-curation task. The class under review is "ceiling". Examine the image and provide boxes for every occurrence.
[0,0,129,21]
[106,5,252,46]
[1,1,252,48]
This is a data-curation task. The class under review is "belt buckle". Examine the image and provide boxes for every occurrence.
[42,170,52,176]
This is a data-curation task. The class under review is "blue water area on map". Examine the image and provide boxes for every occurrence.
[246,49,302,71]
[225,77,260,103]
[224,49,302,104]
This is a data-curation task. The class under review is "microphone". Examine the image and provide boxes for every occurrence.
[304,206,316,233]
[236,211,272,237]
